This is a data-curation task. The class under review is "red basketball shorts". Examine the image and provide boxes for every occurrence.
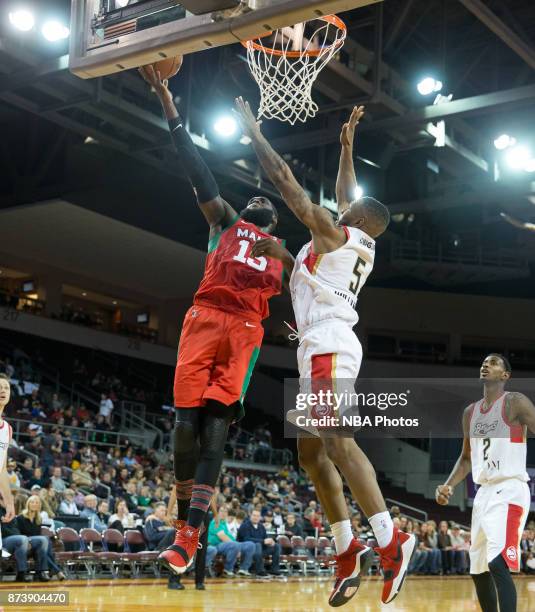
[173,304,264,408]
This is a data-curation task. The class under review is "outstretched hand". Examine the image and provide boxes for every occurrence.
[138,64,173,101]
[340,105,365,148]
[234,96,262,139]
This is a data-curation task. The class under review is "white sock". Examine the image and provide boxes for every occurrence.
[331,519,353,554]
[369,511,394,548]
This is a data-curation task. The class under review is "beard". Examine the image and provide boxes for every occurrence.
[240,207,275,228]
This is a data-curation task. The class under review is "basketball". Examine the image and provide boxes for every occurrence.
[152,55,183,80]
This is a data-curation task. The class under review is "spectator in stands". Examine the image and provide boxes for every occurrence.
[284,513,304,539]
[80,494,107,533]
[207,506,255,577]
[263,512,277,539]
[137,485,153,514]
[0,505,40,583]
[97,500,111,525]
[19,457,33,487]
[37,488,63,531]
[50,467,66,494]
[303,507,320,536]
[58,489,79,516]
[94,471,114,499]
[27,467,47,490]
[437,520,456,574]
[99,393,114,426]
[271,505,284,531]
[420,522,441,575]
[123,448,138,470]
[16,496,61,581]
[108,499,138,532]
[7,459,20,490]
[76,404,90,423]
[72,464,93,488]
[449,524,468,574]
[226,508,239,539]
[144,503,175,550]
[124,481,139,512]
[408,522,429,575]
[50,393,63,413]
[238,509,280,577]
[390,505,401,519]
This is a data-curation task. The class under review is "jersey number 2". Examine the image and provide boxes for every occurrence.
[483,437,491,461]
[233,240,267,272]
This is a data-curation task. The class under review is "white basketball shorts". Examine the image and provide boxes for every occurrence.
[297,320,362,417]
[470,478,530,574]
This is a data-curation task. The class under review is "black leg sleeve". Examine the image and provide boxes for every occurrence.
[488,555,517,612]
[174,408,201,519]
[472,572,498,612]
[194,513,211,585]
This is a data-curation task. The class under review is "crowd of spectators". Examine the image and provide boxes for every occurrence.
[2,353,535,583]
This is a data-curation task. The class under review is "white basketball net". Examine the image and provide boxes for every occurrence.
[243,17,346,125]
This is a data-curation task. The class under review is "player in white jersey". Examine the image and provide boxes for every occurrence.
[436,354,535,612]
[235,99,415,607]
[0,373,16,551]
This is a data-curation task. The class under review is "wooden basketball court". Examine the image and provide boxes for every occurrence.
[4,575,534,611]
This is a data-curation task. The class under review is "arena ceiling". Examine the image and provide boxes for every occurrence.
[0,0,535,297]
[0,200,206,300]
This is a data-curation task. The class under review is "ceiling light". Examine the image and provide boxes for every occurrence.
[506,145,531,170]
[494,134,516,150]
[9,9,34,32]
[41,20,70,42]
[214,115,237,138]
[417,77,442,96]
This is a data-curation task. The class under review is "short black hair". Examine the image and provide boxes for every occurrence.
[361,196,390,234]
[488,353,512,374]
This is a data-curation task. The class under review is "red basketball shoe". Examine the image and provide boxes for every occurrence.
[374,527,415,604]
[328,538,373,607]
[159,524,200,575]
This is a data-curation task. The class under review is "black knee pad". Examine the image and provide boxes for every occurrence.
[173,411,199,456]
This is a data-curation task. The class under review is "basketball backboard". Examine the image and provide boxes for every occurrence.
[69,0,382,79]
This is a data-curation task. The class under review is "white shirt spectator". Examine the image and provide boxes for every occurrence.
[59,499,80,516]
[227,518,239,539]
[99,397,114,418]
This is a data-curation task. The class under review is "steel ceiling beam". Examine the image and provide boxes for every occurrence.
[458,0,535,70]
[359,84,535,133]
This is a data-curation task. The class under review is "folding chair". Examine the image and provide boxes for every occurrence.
[56,528,82,579]
[276,535,292,575]
[99,529,124,578]
[123,530,160,578]
[290,536,310,576]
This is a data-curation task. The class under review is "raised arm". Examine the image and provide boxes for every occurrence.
[336,106,364,216]
[234,97,344,250]
[139,64,237,232]
[435,405,472,505]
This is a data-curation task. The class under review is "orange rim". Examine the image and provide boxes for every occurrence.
[240,14,346,58]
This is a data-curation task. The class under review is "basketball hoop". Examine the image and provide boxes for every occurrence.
[241,15,346,125]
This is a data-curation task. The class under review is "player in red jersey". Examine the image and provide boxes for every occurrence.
[139,63,291,576]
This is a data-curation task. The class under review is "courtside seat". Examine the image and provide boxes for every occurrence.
[122,530,160,578]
